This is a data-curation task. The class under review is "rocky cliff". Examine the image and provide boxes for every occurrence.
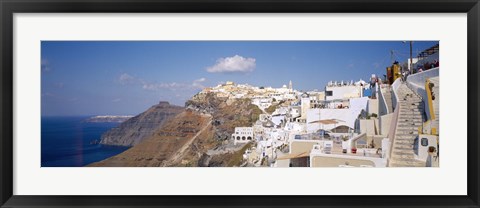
[99,101,183,146]
[186,93,262,142]
[89,94,262,167]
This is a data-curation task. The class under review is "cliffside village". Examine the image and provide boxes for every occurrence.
[195,44,440,168]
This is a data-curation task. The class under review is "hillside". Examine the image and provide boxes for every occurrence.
[89,94,262,167]
[99,101,183,146]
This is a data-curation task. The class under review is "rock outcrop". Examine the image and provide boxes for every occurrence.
[90,110,214,167]
[186,93,262,141]
[89,94,262,167]
[99,101,183,146]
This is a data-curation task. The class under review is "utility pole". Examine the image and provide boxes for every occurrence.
[410,41,413,74]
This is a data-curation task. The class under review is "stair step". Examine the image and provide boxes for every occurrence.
[395,136,416,140]
[389,160,425,167]
[395,134,416,137]
[400,109,423,112]
[400,106,424,109]
[393,144,414,149]
[391,155,415,161]
[399,116,423,119]
[396,131,419,135]
[399,113,423,116]
[395,133,418,137]
[399,118,423,121]
[400,105,424,108]
[397,123,422,126]
[392,148,415,153]
[401,109,424,112]
[400,102,422,105]
[399,119,423,122]
[394,142,415,147]
[397,124,423,127]
[394,138,416,142]
[396,128,420,132]
[397,124,422,128]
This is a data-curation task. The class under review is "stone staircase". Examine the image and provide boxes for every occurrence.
[389,84,426,167]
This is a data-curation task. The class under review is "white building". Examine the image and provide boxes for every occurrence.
[232,127,254,145]
[251,97,273,110]
[306,97,369,132]
[300,95,311,121]
[325,82,363,101]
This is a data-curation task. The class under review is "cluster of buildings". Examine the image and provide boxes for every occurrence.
[199,80,296,110]
[196,44,440,168]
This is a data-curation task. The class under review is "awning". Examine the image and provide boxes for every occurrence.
[309,119,345,124]
[276,152,310,160]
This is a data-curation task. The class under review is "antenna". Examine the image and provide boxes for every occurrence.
[390,50,394,64]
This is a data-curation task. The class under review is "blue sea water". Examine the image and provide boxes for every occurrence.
[41,116,130,167]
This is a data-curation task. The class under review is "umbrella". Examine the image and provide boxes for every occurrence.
[309,119,346,134]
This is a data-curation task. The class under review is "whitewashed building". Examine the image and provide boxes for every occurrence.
[325,81,363,101]
[232,127,254,145]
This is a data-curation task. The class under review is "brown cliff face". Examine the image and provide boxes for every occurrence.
[186,93,262,142]
[99,102,183,146]
[90,110,214,167]
[89,94,262,167]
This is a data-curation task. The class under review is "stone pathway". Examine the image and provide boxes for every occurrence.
[389,84,426,167]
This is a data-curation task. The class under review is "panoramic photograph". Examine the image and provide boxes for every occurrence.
[41,41,439,167]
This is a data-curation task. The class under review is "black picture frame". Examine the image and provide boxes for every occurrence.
[1,0,479,207]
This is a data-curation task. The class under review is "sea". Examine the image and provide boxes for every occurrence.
[41,116,130,167]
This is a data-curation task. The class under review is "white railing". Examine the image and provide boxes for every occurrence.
[378,85,390,116]
[391,78,402,110]
[406,68,439,121]
[349,132,367,149]
[387,102,401,164]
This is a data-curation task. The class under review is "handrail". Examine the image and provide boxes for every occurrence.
[387,100,401,165]
[391,78,402,110]
[349,132,367,149]
[378,85,390,115]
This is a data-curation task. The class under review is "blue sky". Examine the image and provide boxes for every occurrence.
[41,41,438,116]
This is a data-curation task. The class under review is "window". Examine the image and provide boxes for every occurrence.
[237,136,240,140]
[325,91,333,96]
[421,138,428,146]
[242,136,246,140]
[247,136,252,140]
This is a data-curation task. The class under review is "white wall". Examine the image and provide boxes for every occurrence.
[367,98,379,115]
[406,68,439,120]
[325,85,362,101]
[378,86,390,116]
[348,97,369,128]
[301,97,310,119]
[319,109,350,130]
[407,67,439,87]
[379,113,393,136]
[391,78,402,110]
[359,119,376,136]
[309,152,387,167]
[415,134,438,163]
[232,127,254,145]
[306,108,321,133]
[271,115,286,126]
[305,97,368,132]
